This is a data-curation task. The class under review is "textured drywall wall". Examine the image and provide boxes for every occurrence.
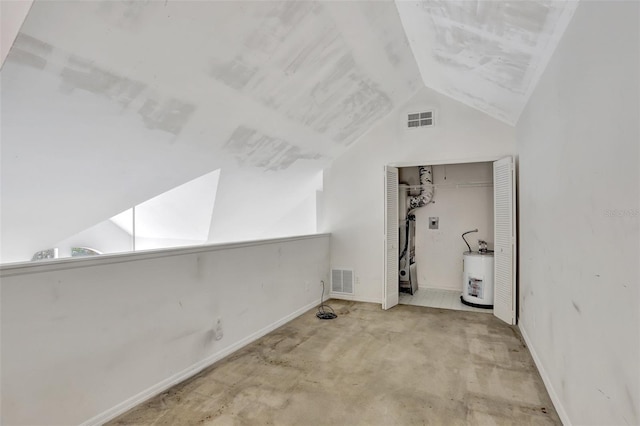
[517,1,639,424]
[323,86,514,303]
[0,234,330,425]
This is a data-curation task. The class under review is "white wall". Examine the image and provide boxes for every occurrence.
[134,236,205,251]
[53,219,132,258]
[323,86,514,302]
[207,166,323,244]
[265,192,318,239]
[516,1,639,425]
[53,213,208,260]
[409,162,494,290]
[1,234,330,425]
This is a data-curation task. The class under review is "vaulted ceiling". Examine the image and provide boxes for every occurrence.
[397,0,578,123]
[0,0,577,262]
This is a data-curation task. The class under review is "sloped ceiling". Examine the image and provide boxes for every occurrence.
[0,0,421,262]
[396,0,578,124]
[0,0,577,262]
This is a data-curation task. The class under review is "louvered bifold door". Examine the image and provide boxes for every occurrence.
[493,157,516,324]
[384,166,399,310]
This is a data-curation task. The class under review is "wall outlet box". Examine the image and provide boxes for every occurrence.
[429,217,439,229]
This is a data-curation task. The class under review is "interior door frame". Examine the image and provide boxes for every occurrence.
[383,156,517,321]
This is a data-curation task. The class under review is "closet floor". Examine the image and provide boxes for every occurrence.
[399,287,493,313]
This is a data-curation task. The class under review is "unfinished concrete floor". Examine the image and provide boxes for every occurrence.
[108,300,560,425]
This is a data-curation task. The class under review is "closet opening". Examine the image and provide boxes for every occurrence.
[383,157,516,324]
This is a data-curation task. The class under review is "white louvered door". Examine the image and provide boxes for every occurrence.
[493,157,517,324]
[384,166,399,310]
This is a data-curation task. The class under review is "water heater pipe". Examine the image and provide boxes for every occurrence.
[462,229,478,252]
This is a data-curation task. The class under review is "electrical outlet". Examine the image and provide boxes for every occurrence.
[305,280,310,291]
[214,318,223,341]
[429,217,439,229]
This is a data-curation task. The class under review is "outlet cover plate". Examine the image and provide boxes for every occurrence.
[429,217,439,229]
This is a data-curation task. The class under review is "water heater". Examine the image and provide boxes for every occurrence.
[461,251,494,309]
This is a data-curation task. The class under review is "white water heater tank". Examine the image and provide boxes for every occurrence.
[461,251,494,308]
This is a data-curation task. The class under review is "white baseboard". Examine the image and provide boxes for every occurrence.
[418,285,460,292]
[519,322,571,426]
[329,293,381,304]
[329,292,354,301]
[81,299,320,426]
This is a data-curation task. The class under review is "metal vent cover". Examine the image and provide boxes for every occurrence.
[408,111,434,128]
[331,269,354,294]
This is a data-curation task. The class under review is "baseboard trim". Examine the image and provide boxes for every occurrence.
[418,285,460,292]
[329,293,381,304]
[329,292,354,300]
[81,299,320,426]
[519,322,571,426]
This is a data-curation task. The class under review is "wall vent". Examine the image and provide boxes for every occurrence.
[407,111,434,128]
[331,269,354,294]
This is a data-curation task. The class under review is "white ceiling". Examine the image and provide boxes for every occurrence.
[396,0,578,124]
[0,0,577,262]
[0,0,34,66]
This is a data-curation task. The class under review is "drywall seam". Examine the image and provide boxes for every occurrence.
[519,321,571,426]
[0,233,330,277]
[80,299,322,426]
